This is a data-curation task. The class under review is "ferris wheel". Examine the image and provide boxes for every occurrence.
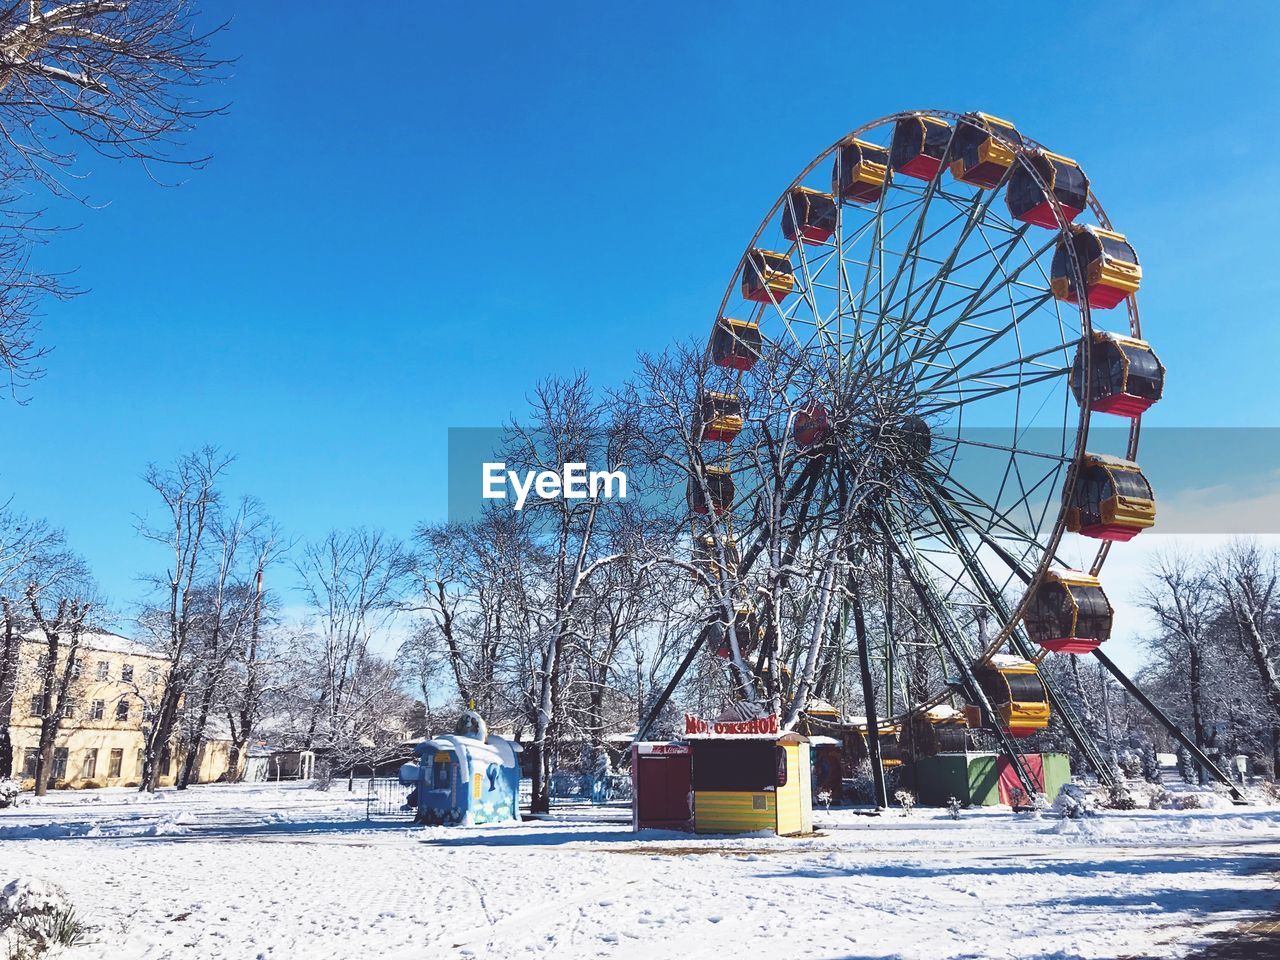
[668,109,1211,799]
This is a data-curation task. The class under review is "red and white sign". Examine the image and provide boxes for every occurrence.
[634,742,690,755]
[683,713,779,737]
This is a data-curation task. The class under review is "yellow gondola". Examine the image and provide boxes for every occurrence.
[782,187,837,244]
[854,720,903,767]
[1070,331,1165,418]
[833,138,889,204]
[1066,453,1156,542]
[1023,570,1114,654]
[949,112,1022,189]
[696,391,743,443]
[742,248,795,304]
[973,657,1049,737]
[692,534,740,584]
[710,318,762,372]
[1050,225,1141,310]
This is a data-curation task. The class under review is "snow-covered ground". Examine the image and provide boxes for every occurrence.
[3,782,1279,959]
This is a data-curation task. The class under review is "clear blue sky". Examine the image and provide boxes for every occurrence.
[4,1,1279,612]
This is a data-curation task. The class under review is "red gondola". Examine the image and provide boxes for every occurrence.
[1022,570,1113,654]
[1006,151,1089,229]
[890,115,951,181]
[1070,332,1164,418]
[688,466,734,516]
[710,318,762,372]
[833,138,890,204]
[782,187,837,245]
[793,404,831,449]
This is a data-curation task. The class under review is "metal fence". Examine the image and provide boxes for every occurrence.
[366,777,412,820]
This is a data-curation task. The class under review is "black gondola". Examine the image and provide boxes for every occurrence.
[782,187,838,245]
[1066,454,1155,542]
[1070,331,1164,418]
[890,115,952,180]
[710,318,762,372]
[687,465,734,516]
[1023,570,1114,654]
[696,391,743,443]
[1050,225,1141,310]
[1006,150,1089,229]
[742,248,795,304]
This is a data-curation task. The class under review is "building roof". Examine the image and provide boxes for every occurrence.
[23,629,158,659]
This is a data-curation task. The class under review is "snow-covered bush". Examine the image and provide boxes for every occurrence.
[1146,785,1171,810]
[946,797,962,820]
[1104,782,1137,810]
[894,790,915,816]
[0,778,20,809]
[0,878,87,957]
[1054,783,1096,820]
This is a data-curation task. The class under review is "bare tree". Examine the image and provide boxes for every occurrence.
[0,1,227,394]
[224,519,286,782]
[1216,540,1280,720]
[295,527,413,763]
[0,506,64,776]
[135,445,232,791]
[1140,548,1218,776]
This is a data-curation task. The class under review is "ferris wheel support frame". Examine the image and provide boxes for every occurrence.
[851,588,890,811]
[877,509,1041,805]
[924,481,1117,787]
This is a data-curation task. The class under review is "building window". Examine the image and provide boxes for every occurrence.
[29,694,45,717]
[21,748,38,778]
[81,748,98,780]
[51,748,68,781]
[108,748,123,778]
[142,703,156,723]
[90,700,105,721]
[96,661,109,681]
[36,652,50,671]
[160,747,171,776]
[136,749,145,776]
[121,664,134,683]
[146,666,160,685]
[70,657,82,679]
[61,699,77,720]
[115,699,130,722]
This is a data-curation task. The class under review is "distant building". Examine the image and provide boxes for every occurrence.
[2,631,234,789]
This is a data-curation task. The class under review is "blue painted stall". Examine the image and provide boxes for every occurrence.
[398,710,522,826]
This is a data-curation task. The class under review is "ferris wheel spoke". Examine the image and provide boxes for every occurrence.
[917,366,1071,414]
[876,224,1046,386]
[911,301,1069,399]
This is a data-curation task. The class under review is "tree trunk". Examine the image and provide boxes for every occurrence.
[1187,642,1209,785]
[0,600,17,779]
[178,677,218,789]
[142,676,185,792]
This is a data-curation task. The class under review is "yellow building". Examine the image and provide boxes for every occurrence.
[684,716,813,836]
[3,631,234,789]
